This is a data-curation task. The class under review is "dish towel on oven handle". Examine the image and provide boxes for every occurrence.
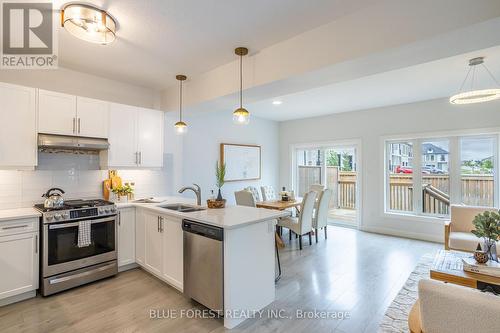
[77,220,92,248]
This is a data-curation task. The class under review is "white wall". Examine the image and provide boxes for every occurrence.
[0,67,160,109]
[279,97,500,242]
[178,111,280,204]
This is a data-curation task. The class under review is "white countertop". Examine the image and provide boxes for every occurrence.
[0,208,41,222]
[118,196,290,229]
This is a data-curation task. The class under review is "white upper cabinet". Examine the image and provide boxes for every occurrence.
[137,108,164,168]
[76,97,109,138]
[107,103,164,168]
[0,83,37,168]
[108,103,137,167]
[38,90,109,138]
[38,89,76,136]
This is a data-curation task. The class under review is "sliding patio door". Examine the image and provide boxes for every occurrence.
[294,145,358,226]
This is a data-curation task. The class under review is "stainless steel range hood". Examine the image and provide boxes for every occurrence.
[38,134,109,153]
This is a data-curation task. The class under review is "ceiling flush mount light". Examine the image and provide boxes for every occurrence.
[450,57,500,105]
[61,4,117,45]
[272,100,283,105]
[233,47,250,125]
[174,75,188,135]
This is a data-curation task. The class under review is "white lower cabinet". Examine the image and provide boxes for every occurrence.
[134,208,183,291]
[162,216,183,289]
[144,211,163,276]
[135,209,145,265]
[117,208,136,268]
[0,219,39,304]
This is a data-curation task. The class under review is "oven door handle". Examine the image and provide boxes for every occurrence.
[48,216,116,229]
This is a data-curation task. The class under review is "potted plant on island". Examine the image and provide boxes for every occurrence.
[207,161,226,208]
[472,210,500,262]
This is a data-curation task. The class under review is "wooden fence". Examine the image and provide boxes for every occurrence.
[298,166,494,214]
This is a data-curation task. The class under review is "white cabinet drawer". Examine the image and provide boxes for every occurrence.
[0,219,38,236]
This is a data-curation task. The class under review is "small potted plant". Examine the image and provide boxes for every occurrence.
[112,184,133,202]
[471,210,500,262]
[207,161,226,208]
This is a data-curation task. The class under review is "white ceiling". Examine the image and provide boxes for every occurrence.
[246,46,500,121]
[53,0,378,89]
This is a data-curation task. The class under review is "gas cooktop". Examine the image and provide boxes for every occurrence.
[34,199,116,223]
[34,199,114,212]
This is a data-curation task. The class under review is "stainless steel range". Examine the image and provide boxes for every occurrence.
[34,199,118,296]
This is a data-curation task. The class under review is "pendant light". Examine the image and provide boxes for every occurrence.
[450,57,500,105]
[61,4,117,45]
[233,47,250,125]
[174,75,188,134]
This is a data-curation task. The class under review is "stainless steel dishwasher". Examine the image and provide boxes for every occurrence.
[182,219,224,312]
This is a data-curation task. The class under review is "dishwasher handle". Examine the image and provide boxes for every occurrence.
[182,220,223,241]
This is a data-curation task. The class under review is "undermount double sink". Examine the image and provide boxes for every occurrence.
[158,203,206,213]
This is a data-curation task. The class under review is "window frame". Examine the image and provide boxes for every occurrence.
[384,133,499,219]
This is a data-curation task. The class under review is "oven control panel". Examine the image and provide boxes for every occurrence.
[43,205,117,223]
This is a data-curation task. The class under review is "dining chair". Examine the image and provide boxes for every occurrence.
[309,184,325,193]
[312,189,332,243]
[245,186,262,202]
[277,191,317,250]
[234,190,256,207]
[309,183,325,214]
[261,186,277,201]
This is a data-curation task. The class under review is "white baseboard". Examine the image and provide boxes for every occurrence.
[0,290,36,307]
[360,225,443,243]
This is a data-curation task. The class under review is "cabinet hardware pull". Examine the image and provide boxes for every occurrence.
[139,151,142,165]
[2,224,28,230]
[157,216,160,232]
[78,118,81,133]
[118,211,121,226]
[35,235,38,254]
[73,118,76,133]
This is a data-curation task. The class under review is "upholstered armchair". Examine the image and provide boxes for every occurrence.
[445,204,499,255]
[409,279,500,333]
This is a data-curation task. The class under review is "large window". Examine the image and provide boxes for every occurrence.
[385,135,498,217]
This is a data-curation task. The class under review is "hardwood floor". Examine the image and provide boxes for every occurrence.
[0,226,440,333]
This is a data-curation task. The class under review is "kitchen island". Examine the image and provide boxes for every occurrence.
[118,197,289,329]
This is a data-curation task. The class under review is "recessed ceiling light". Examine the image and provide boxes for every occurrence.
[272,100,283,105]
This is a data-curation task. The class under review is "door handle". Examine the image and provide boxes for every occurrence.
[2,224,28,230]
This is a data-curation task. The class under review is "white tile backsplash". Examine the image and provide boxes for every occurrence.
[0,155,169,209]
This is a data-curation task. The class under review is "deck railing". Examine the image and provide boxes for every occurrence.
[297,166,494,214]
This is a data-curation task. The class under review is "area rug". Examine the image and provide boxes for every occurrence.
[378,253,435,333]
